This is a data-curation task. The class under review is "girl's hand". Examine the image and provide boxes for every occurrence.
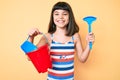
[86,32,95,45]
[28,28,41,37]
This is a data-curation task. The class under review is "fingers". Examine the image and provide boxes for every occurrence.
[28,28,41,37]
[86,32,95,44]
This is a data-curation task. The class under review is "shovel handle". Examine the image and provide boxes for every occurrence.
[88,25,92,50]
[89,42,92,50]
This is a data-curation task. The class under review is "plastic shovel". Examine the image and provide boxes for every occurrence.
[83,16,97,50]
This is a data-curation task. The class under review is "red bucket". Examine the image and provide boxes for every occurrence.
[27,44,52,73]
[21,33,52,73]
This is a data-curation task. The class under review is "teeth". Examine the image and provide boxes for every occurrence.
[59,21,63,23]
[57,20,64,23]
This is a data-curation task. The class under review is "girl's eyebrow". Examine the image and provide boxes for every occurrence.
[54,11,59,13]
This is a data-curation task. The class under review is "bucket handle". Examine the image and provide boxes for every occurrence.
[26,32,49,45]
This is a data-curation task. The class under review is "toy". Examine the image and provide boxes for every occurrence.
[83,16,97,50]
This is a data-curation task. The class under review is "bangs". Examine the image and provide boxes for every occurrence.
[52,2,70,12]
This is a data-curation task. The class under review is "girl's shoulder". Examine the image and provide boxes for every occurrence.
[73,32,80,39]
[44,33,52,43]
[44,33,51,37]
[73,32,81,43]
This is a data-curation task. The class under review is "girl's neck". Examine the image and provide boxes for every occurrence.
[54,27,67,36]
[53,27,72,44]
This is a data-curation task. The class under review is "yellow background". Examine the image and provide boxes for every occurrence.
[0,0,120,80]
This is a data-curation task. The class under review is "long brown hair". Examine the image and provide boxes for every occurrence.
[48,2,79,36]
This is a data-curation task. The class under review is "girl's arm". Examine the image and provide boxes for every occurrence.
[75,32,94,63]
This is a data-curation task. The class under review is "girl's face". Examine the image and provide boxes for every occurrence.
[53,9,69,29]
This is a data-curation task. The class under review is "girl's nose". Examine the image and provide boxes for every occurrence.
[59,14,63,19]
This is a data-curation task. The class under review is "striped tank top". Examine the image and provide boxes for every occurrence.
[47,34,75,80]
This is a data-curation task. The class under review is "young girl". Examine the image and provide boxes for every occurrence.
[28,1,95,80]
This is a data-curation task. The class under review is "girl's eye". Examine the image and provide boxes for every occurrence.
[63,13,68,15]
[54,13,59,15]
